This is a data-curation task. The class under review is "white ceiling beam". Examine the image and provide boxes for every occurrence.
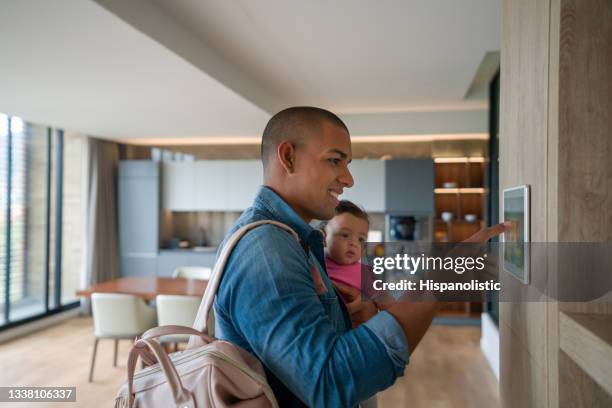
[93,0,286,114]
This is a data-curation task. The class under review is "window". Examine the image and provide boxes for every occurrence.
[0,113,81,329]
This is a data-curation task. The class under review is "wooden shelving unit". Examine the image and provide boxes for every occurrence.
[433,157,488,317]
[433,159,487,243]
[560,311,612,396]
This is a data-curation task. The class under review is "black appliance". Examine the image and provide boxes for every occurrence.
[388,216,417,240]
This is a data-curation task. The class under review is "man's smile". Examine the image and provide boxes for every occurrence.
[328,189,342,205]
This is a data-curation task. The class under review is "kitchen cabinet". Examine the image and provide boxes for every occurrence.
[118,161,159,277]
[163,161,230,211]
[157,250,218,277]
[193,161,229,211]
[160,159,434,214]
[162,160,262,211]
[157,252,190,277]
[227,160,263,211]
[162,162,195,210]
[300,159,435,214]
[120,254,157,277]
[342,160,386,212]
[190,252,218,268]
[385,159,434,214]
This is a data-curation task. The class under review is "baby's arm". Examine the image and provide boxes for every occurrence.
[332,281,378,328]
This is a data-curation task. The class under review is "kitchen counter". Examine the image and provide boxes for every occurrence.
[157,248,218,276]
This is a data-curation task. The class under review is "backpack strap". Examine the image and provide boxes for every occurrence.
[187,220,299,349]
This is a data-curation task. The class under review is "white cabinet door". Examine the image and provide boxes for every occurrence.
[162,162,195,210]
[227,161,263,211]
[342,160,385,212]
[157,252,191,277]
[193,161,229,211]
[163,161,261,211]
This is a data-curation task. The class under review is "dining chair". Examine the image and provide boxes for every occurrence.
[89,293,157,382]
[172,266,212,280]
[155,295,201,349]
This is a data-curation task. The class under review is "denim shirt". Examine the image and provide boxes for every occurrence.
[214,186,409,407]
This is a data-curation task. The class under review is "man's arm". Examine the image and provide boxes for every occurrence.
[337,223,511,353]
[385,223,510,351]
[334,280,441,352]
[216,226,408,407]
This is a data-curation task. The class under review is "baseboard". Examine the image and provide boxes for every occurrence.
[0,308,81,344]
[480,312,500,381]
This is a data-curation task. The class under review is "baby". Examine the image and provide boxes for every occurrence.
[322,200,388,323]
[323,200,370,296]
[322,199,380,408]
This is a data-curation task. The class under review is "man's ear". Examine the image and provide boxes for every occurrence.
[277,141,296,174]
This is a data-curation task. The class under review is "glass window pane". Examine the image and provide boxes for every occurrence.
[10,122,47,321]
[47,132,58,310]
[0,114,8,325]
[0,116,81,327]
[61,131,83,305]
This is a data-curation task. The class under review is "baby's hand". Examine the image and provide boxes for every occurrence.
[332,281,378,327]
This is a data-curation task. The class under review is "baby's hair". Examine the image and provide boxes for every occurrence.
[334,200,369,224]
[319,200,369,232]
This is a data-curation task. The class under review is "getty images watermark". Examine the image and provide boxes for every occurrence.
[360,242,612,303]
[371,251,500,292]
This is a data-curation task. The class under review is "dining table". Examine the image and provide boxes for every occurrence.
[76,276,207,301]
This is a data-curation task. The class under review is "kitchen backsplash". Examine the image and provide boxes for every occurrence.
[160,210,385,248]
[160,210,242,248]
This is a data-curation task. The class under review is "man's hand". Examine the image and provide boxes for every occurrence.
[383,221,511,354]
[332,281,378,328]
[463,222,512,243]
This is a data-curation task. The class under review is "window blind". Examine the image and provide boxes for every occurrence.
[0,115,27,310]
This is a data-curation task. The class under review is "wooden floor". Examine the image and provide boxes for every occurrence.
[0,317,498,408]
[378,324,500,408]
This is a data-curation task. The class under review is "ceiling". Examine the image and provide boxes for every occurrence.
[148,0,500,112]
[0,0,500,141]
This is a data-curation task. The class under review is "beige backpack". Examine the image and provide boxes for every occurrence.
[115,220,299,408]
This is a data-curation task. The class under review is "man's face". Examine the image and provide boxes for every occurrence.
[290,121,354,221]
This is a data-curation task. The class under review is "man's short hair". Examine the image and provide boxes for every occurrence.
[260,106,349,169]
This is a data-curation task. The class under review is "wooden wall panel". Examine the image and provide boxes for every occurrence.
[502,0,612,406]
[546,1,561,404]
[557,0,612,244]
[559,351,612,408]
[499,0,550,242]
[556,0,612,313]
[499,0,551,406]
[500,322,548,408]
[554,0,612,404]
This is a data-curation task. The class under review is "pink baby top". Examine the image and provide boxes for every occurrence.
[326,257,362,292]
[325,257,379,303]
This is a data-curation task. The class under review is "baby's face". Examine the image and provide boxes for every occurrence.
[324,212,369,265]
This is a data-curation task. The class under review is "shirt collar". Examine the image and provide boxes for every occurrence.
[253,186,324,247]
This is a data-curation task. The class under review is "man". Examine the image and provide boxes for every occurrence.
[214,107,506,407]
